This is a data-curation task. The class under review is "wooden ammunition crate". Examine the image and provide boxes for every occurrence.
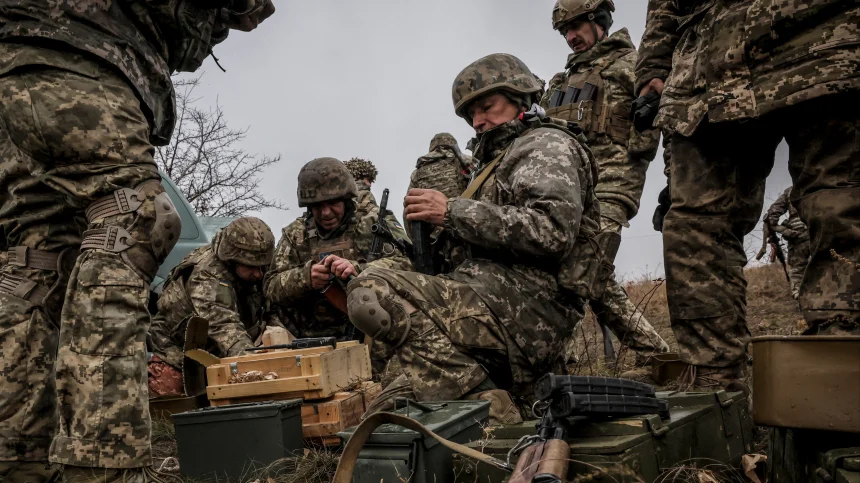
[303,382,382,447]
[205,341,372,407]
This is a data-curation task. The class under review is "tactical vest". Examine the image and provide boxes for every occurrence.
[462,119,619,302]
[544,48,633,145]
[412,152,468,200]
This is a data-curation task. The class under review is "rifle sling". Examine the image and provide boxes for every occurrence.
[460,147,509,200]
[332,411,511,483]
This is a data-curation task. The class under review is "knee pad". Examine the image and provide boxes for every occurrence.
[347,277,413,348]
[81,180,181,280]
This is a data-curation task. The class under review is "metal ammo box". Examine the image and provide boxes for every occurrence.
[454,391,753,482]
[338,400,490,483]
[172,400,303,481]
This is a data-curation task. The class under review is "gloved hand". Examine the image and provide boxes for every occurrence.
[652,185,671,232]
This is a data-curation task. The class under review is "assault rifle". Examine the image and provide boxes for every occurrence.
[631,91,661,132]
[756,222,790,282]
[246,336,337,352]
[369,188,410,261]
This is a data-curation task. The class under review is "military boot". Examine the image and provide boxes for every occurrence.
[464,390,524,425]
[678,364,749,396]
[0,461,61,483]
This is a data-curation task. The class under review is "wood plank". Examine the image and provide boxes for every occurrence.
[207,375,321,400]
[262,327,294,346]
[216,340,359,364]
[317,344,372,396]
[210,390,305,407]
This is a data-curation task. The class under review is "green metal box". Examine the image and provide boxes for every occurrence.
[172,400,303,481]
[338,400,490,483]
[454,391,753,482]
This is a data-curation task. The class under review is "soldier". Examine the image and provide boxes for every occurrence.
[347,53,600,424]
[765,188,810,300]
[264,158,411,373]
[637,0,859,391]
[343,157,379,212]
[540,0,670,368]
[0,1,275,481]
[147,217,277,397]
[408,133,476,199]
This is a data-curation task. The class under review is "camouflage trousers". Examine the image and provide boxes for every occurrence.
[347,267,536,403]
[664,93,860,368]
[590,215,670,357]
[0,58,167,469]
[786,240,811,300]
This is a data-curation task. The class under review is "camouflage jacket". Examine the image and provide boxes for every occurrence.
[0,1,230,144]
[635,0,860,136]
[408,146,473,200]
[541,29,659,223]
[265,201,412,338]
[149,243,273,368]
[765,188,809,244]
[355,184,378,212]
[444,119,596,372]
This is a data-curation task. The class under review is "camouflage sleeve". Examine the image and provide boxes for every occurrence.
[263,225,312,307]
[186,268,253,357]
[444,129,585,258]
[594,53,658,222]
[765,188,791,228]
[634,0,681,95]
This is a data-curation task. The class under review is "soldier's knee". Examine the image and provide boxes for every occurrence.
[81,180,181,280]
[347,275,413,348]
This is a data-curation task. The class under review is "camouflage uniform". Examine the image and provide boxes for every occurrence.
[407,133,475,200]
[765,188,810,300]
[0,0,273,476]
[636,0,860,372]
[264,159,411,372]
[149,217,277,369]
[542,1,668,358]
[348,54,598,409]
[344,158,378,212]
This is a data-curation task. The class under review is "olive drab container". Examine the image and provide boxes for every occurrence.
[453,391,754,482]
[337,399,490,483]
[172,400,303,480]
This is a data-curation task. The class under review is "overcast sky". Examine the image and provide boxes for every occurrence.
[182,0,793,279]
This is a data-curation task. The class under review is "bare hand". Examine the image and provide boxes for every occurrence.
[639,78,665,98]
[324,255,356,280]
[222,0,276,32]
[309,262,331,290]
[404,189,448,227]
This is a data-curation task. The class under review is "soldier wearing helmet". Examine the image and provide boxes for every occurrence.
[347,54,600,424]
[343,157,380,212]
[408,133,476,201]
[264,158,411,372]
[147,217,279,397]
[541,0,670,375]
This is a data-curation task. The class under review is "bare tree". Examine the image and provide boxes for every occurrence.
[155,75,285,217]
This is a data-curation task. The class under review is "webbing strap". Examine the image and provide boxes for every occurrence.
[7,246,59,271]
[0,273,50,304]
[80,226,136,253]
[460,148,509,200]
[85,188,143,222]
[332,412,511,483]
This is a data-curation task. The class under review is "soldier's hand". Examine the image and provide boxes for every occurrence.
[324,255,357,280]
[404,189,448,227]
[639,78,665,98]
[310,262,332,290]
[221,0,276,32]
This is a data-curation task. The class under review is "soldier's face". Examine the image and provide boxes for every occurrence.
[468,93,523,134]
[235,263,264,282]
[310,200,346,231]
[561,19,603,54]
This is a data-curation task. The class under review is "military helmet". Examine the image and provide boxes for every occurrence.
[297,157,358,207]
[452,53,543,121]
[429,133,459,152]
[215,217,275,267]
[343,157,378,183]
[552,0,615,31]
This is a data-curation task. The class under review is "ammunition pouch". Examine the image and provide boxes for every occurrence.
[558,226,621,301]
[0,246,77,320]
[82,181,181,281]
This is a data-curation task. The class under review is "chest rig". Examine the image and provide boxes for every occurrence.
[545,48,632,145]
